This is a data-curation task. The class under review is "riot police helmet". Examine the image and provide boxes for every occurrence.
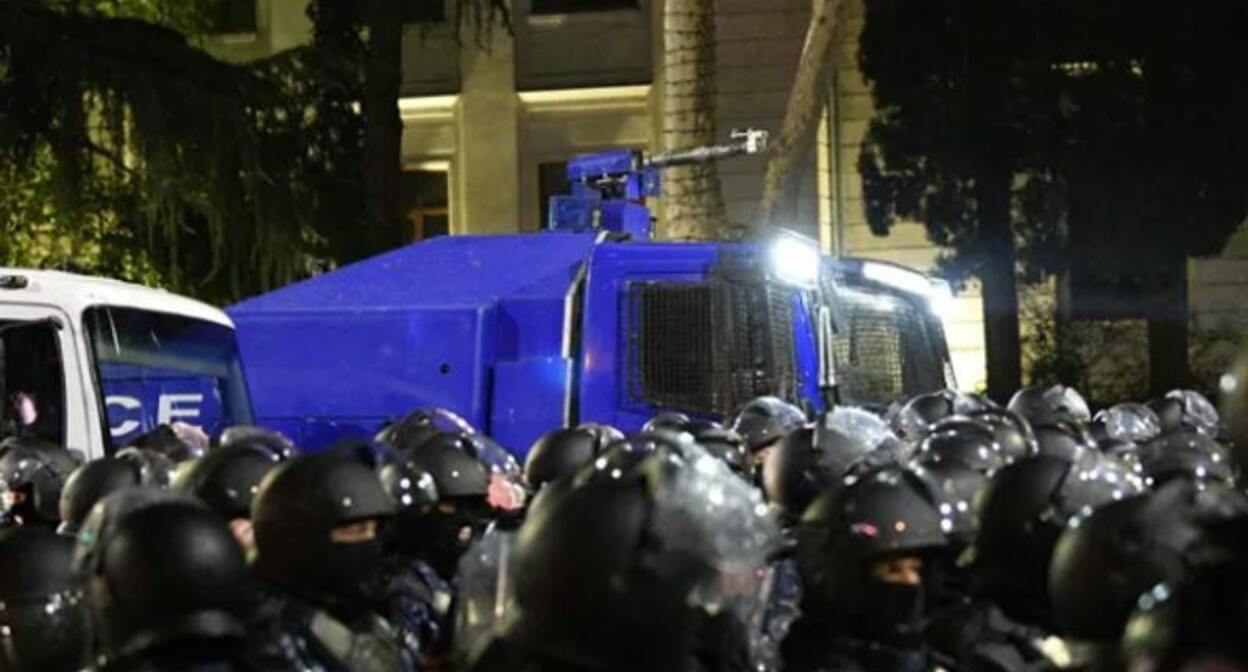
[70,487,194,578]
[641,412,692,434]
[409,431,493,499]
[0,526,90,671]
[681,420,750,475]
[115,446,178,488]
[918,417,1007,474]
[966,407,1037,462]
[1165,389,1221,437]
[381,408,476,453]
[172,442,282,521]
[971,454,1142,629]
[730,396,806,452]
[124,423,207,462]
[525,427,605,489]
[1048,488,1200,642]
[1032,421,1097,462]
[86,501,249,665]
[1139,435,1235,490]
[1095,403,1164,444]
[910,455,987,552]
[58,457,143,536]
[1008,384,1092,428]
[218,425,298,460]
[890,390,959,440]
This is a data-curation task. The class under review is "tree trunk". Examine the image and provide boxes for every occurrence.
[978,165,1023,403]
[660,0,729,240]
[363,0,403,255]
[1147,252,1190,395]
[758,0,845,229]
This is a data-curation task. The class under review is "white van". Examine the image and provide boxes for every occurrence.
[0,269,251,461]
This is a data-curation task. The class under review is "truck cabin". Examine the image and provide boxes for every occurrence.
[0,271,251,459]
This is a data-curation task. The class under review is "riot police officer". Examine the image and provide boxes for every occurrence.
[375,458,454,670]
[0,436,81,528]
[82,501,258,671]
[783,466,948,672]
[0,526,90,671]
[247,453,402,671]
[173,442,283,554]
[731,396,807,480]
[402,431,517,581]
[969,455,1141,633]
[469,437,777,672]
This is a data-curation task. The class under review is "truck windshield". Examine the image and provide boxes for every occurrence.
[84,306,251,451]
[831,286,947,409]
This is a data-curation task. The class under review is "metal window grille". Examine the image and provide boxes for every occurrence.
[628,281,797,416]
[831,285,944,406]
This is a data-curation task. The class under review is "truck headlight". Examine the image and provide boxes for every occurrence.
[928,279,955,317]
[768,233,821,289]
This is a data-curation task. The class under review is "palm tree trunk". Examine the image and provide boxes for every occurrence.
[758,0,845,229]
[660,0,728,240]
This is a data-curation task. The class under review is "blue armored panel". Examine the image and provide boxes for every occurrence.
[565,149,639,182]
[230,233,599,453]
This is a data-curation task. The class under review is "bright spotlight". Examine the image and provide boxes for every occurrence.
[768,233,821,288]
[928,279,956,317]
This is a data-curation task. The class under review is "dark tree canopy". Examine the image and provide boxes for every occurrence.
[0,0,311,302]
[0,0,510,304]
[858,0,1248,393]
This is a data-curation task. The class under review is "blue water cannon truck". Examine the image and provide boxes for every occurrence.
[229,131,956,456]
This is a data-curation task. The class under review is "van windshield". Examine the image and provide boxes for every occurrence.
[83,306,251,451]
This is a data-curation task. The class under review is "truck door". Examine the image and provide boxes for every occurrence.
[576,244,821,431]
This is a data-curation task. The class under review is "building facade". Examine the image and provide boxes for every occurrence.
[205,0,1248,394]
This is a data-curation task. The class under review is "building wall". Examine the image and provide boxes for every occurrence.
[713,0,819,238]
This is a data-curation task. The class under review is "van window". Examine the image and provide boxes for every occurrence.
[0,320,66,446]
